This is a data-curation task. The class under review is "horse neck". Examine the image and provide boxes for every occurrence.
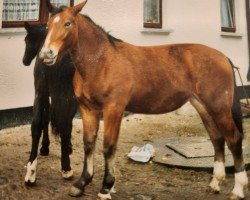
[72,15,110,70]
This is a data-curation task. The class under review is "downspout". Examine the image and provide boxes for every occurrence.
[246,0,250,81]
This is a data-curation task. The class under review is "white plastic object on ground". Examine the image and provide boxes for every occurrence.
[127,144,155,163]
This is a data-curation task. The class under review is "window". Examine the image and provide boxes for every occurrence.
[2,0,74,28]
[143,0,162,28]
[220,0,236,32]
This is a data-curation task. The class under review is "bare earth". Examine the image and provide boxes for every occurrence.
[0,112,249,200]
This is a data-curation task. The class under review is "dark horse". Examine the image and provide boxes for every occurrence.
[23,22,77,185]
[40,1,248,199]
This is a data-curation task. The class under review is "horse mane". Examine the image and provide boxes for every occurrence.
[83,15,123,48]
[28,24,47,40]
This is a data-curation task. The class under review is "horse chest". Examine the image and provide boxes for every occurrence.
[74,82,103,110]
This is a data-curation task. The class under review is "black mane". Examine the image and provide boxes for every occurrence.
[29,24,47,40]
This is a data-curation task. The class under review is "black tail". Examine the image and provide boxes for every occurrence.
[228,58,243,135]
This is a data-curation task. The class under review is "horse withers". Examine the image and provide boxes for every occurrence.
[40,1,248,199]
[23,22,77,185]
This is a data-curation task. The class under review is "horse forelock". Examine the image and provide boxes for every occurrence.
[51,5,68,16]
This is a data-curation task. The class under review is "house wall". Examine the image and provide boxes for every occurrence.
[0,0,249,110]
[0,0,34,110]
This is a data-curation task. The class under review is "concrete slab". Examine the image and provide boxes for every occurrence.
[152,137,250,170]
[166,137,231,158]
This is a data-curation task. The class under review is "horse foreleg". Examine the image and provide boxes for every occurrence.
[98,104,124,200]
[69,106,100,197]
[25,95,47,185]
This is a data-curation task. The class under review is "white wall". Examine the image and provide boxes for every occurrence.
[0,0,249,110]
[0,33,34,110]
[0,0,34,110]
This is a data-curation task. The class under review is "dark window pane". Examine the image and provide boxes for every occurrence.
[144,0,162,28]
[221,0,235,32]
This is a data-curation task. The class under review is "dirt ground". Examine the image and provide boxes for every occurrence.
[0,112,249,200]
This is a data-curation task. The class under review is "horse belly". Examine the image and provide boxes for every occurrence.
[126,91,189,114]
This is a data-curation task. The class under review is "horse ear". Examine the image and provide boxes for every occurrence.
[46,0,58,13]
[24,22,31,32]
[70,0,88,16]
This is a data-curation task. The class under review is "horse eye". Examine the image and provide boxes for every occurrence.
[64,22,71,27]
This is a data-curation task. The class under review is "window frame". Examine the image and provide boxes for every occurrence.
[221,0,236,32]
[2,0,74,28]
[143,0,162,29]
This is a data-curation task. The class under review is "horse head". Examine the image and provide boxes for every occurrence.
[23,22,47,66]
[39,0,88,66]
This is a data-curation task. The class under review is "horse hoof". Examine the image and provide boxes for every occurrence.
[68,186,83,197]
[62,170,74,180]
[207,185,220,194]
[228,193,244,200]
[97,192,112,200]
[24,180,36,187]
[110,186,116,194]
[40,147,49,156]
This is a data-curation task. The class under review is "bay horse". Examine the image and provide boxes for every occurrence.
[40,1,248,199]
[23,22,77,185]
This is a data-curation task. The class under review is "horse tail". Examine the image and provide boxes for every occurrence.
[50,119,60,137]
[227,58,243,135]
[50,111,60,137]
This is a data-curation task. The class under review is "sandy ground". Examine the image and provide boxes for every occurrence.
[0,112,249,200]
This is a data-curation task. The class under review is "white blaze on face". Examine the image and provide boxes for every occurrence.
[25,158,38,183]
[53,16,60,24]
[40,29,53,59]
[39,15,61,61]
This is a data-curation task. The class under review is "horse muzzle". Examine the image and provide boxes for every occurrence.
[39,48,58,66]
[22,57,32,66]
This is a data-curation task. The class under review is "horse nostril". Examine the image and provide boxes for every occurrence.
[48,49,54,57]
[39,50,45,59]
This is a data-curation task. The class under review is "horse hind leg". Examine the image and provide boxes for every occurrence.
[40,127,50,156]
[50,99,75,180]
[190,98,226,193]
[196,86,248,199]
[40,101,50,156]
[212,112,248,199]
[60,128,74,179]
